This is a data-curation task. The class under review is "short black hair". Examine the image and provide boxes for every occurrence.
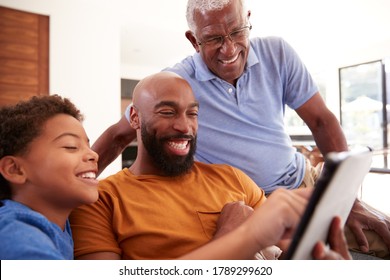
[0,94,83,199]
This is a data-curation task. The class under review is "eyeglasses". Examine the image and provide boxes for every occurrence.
[197,25,252,49]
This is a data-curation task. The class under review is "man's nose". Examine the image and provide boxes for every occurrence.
[220,35,237,55]
[172,115,191,134]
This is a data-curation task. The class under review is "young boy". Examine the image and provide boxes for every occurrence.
[0,95,99,259]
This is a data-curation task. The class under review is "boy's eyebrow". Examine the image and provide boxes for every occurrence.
[53,132,90,143]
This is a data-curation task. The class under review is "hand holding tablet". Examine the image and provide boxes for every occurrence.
[284,148,373,260]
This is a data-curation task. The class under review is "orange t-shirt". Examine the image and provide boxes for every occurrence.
[70,162,266,259]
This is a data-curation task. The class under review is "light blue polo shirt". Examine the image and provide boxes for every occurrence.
[126,37,317,194]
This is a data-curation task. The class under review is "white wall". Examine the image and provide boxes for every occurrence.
[0,0,122,178]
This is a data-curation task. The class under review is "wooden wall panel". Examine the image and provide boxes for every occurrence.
[0,6,49,107]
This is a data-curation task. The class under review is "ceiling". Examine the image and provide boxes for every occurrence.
[118,0,390,76]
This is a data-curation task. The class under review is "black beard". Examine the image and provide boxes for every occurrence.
[141,124,196,176]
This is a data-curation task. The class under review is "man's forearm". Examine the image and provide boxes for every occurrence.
[312,114,348,156]
[93,134,132,175]
[93,117,136,175]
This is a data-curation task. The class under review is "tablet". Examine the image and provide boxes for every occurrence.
[284,147,373,260]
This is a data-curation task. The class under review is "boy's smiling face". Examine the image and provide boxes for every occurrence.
[17,114,99,212]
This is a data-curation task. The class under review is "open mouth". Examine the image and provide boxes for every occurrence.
[166,139,191,156]
[220,53,240,64]
[77,171,97,179]
[77,171,99,185]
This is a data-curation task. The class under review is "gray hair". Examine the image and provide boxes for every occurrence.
[186,0,246,33]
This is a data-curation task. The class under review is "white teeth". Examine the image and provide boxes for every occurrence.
[221,54,239,64]
[79,172,96,179]
[168,141,188,150]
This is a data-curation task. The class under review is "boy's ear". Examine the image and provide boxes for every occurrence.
[0,156,27,185]
[129,106,141,129]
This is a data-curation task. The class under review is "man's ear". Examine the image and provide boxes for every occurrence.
[185,30,200,52]
[129,106,141,129]
[0,156,27,185]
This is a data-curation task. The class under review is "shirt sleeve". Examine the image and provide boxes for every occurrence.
[124,102,133,123]
[230,166,267,210]
[69,186,122,258]
[280,38,318,109]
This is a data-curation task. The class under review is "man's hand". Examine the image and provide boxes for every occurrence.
[214,201,254,239]
[312,216,352,260]
[215,201,283,259]
[346,199,390,253]
[183,189,351,260]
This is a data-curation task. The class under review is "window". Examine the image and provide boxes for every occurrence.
[339,60,389,171]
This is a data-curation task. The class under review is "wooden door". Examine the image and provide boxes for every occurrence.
[0,6,49,106]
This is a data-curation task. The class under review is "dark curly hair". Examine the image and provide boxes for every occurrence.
[0,94,83,200]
